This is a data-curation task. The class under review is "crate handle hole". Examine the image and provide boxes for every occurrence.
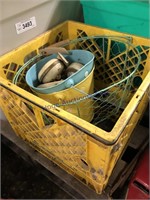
[80,159,89,171]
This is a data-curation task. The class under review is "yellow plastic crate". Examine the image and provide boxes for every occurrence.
[0,21,150,194]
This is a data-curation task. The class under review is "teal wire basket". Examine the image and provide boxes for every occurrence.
[13,35,141,126]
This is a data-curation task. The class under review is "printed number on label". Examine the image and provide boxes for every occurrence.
[22,21,32,29]
[15,17,36,34]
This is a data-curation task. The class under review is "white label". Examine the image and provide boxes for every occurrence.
[15,16,36,34]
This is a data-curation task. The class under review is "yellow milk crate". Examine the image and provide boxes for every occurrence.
[0,21,150,194]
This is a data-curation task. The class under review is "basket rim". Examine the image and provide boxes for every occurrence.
[13,35,141,98]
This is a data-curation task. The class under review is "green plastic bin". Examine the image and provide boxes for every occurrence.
[81,0,149,38]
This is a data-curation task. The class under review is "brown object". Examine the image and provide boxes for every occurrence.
[37,80,63,88]
[38,59,64,83]
[66,62,83,77]
[39,39,70,55]
[57,52,69,67]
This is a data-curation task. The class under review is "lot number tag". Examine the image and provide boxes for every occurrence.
[15,16,36,34]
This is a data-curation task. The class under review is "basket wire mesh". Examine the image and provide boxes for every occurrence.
[57,36,140,125]
[13,35,141,128]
